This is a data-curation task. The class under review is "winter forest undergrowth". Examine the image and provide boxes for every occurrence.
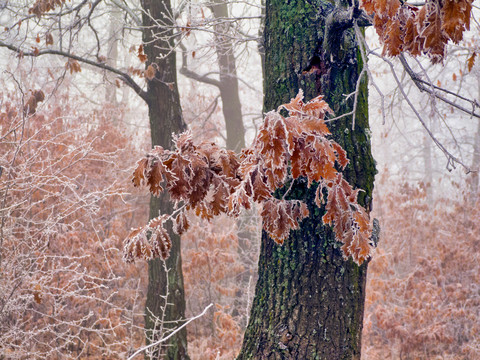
[1,0,480,359]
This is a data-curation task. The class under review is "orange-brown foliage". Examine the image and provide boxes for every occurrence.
[0,92,148,358]
[361,0,473,62]
[29,0,66,17]
[363,174,480,359]
[128,90,373,265]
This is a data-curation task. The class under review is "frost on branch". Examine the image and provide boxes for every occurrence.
[126,90,374,264]
[123,215,172,262]
[361,0,473,62]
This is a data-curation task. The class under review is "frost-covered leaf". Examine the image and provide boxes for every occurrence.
[126,90,373,264]
[361,0,473,62]
[261,199,309,244]
[123,215,171,262]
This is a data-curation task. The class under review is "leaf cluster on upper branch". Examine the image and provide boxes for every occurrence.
[361,0,473,62]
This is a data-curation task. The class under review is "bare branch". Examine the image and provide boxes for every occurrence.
[179,43,221,88]
[110,0,142,26]
[399,54,480,119]
[371,50,471,172]
[0,40,148,102]
[127,303,213,360]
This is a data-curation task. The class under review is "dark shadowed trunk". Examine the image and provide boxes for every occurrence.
[141,0,189,358]
[237,0,375,358]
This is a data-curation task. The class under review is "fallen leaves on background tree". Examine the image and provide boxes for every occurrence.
[126,90,373,265]
[29,0,66,16]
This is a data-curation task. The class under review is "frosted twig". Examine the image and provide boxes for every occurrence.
[127,303,213,360]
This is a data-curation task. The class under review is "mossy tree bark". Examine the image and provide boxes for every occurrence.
[237,0,375,359]
[141,0,189,358]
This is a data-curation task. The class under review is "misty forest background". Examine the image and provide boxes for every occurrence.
[1,0,479,359]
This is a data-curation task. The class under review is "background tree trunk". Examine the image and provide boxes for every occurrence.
[105,5,121,105]
[469,78,480,197]
[208,0,246,152]
[180,0,246,152]
[237,0,375,358]
[141,0,189,358]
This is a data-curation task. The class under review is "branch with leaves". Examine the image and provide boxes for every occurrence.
[0,40,148,101]
[125,91,374,265]
[361,0,473,62]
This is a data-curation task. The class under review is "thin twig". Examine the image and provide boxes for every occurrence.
[370,51,471,172]
[127,303,213,360]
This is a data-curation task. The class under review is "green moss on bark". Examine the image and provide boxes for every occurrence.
[237,0,375,358]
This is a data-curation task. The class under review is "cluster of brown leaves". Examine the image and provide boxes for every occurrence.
[65,59,82,74]
[23,89,45,115]
[127,90,373,265]
[362,0,473,62]
[124,215,172,262]
[29,0,65,17]
[137,44,148,63]
[124,132,241,262]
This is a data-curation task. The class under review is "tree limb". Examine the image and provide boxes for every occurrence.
[370,49,471,172]
[178,43,221,88]
[0,40,149,102]
[127,303,213,360]
[399,54,480,119]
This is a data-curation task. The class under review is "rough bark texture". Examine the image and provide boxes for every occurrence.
[237,0,375,359]
[141,0,189,358]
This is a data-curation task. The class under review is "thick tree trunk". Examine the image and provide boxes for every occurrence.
[141,0,189,358]
[237,0,375,359]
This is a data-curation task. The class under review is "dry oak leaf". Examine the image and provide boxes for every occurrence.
[261,199,309,244]
[123,215,171,262]
[467,52,476,72]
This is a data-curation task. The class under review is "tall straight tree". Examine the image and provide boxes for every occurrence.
[179,0,246,152]
[237,0,376,358]
[1,1,190,357]
[141,1,190,358]
[208,0,245,152]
